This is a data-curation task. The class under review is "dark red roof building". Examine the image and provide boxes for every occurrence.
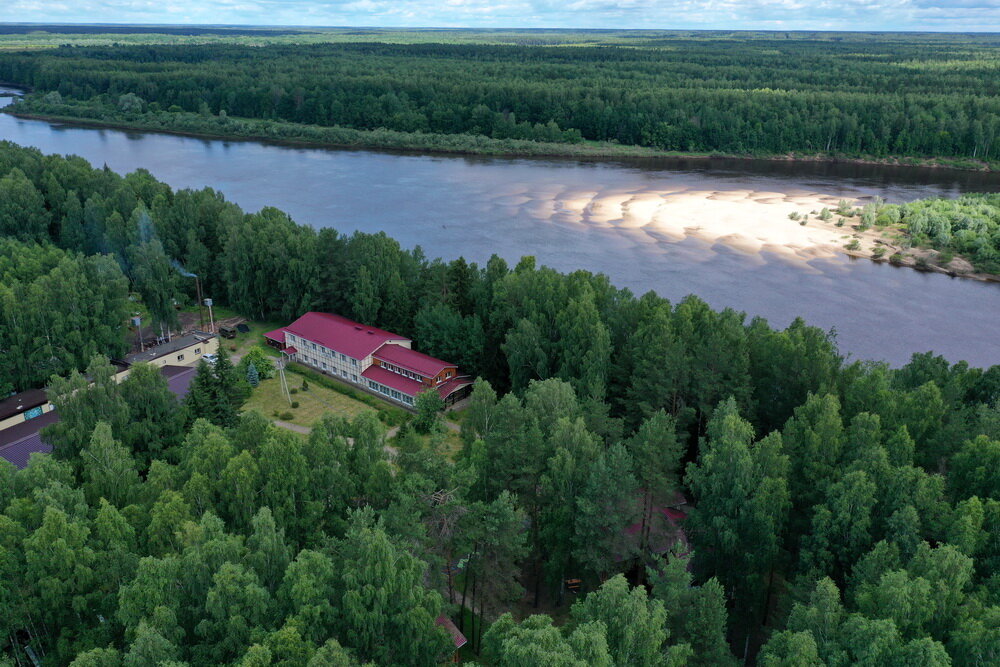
[266,312,473,407]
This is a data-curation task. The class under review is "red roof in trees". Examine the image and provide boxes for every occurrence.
[436,614,468,649]
[278,312,409,360]
[374,343,454,378]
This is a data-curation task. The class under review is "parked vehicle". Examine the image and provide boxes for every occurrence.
[219,326,237,339]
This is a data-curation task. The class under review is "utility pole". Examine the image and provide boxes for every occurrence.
[277,355,292,405]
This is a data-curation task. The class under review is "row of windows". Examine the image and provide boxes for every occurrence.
[367,380,415,406]
[288,334,358,366]
[177,346,204,363]
[304,358,359,383]
[380,361,425,383]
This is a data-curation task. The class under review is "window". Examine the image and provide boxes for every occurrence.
[340,353,346,361]
[177,354,185,361]
[351,359,358,367]
[194,347,202,355]
[352,374,358,382]
[321,362,327,370]
[311,342,317,351]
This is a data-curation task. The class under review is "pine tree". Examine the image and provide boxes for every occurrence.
[247,362,260,388]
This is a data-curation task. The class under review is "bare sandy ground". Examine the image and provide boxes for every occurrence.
[489,182,993,279]
[499,184,861,267]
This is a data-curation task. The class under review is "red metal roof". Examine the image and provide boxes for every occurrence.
[437,376,473,400]
[363,366,472,401]
[362,364,427,397]
[281,346,297,355]
[263,328,286,344]
[281,312,409,361]
[374,343,454,378]
[435,614,468,649]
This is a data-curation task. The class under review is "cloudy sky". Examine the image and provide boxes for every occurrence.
[3,0,999,32]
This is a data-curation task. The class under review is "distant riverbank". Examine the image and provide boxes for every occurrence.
[4,96,997,172]
[4,93,998,283]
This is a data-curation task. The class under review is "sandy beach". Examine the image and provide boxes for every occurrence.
[493,183,990,279]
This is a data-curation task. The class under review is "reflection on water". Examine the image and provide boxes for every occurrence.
[1,89,998,367]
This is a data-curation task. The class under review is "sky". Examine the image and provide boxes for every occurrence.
[2,0,1000,32]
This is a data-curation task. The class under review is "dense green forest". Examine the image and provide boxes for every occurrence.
[879,194,1000,273]
[2,138,1000,665]
[2,31,1000,162]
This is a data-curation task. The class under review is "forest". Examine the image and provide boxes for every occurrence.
[879,194,1000,274]
[1,32,1000,163]
[1,137,1000,665]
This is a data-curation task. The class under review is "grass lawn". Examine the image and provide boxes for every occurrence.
[242,368,376,428]
[437,428,464,459]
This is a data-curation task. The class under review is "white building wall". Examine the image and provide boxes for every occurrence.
[282,332,409,386]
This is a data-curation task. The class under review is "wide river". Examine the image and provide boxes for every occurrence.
[1,88,998,367]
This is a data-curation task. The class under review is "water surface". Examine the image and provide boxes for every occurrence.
[1,88,997,367]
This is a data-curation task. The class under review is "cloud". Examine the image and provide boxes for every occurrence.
[1,0,998,31]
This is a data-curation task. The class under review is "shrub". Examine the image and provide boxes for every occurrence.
[872,247,887,259]
[280,411,294,420]
[836,219,845,227]
[845,239,861,251]
[238,346,276,379]
[889,252,906,265]
[289,387,298,395]
[301,379,309,391]
[291,401,299,409]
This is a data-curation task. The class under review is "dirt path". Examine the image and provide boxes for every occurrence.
[273,420,311,435]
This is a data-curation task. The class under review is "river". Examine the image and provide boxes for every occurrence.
[1,88,997,367]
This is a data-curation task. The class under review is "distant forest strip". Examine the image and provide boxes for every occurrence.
[0,24,308,36]
[0,35,999,163]
[5,99,669,159]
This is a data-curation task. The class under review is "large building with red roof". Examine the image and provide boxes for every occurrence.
[265,312,473,407]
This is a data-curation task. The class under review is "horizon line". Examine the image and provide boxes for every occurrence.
[0,22,999,35]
